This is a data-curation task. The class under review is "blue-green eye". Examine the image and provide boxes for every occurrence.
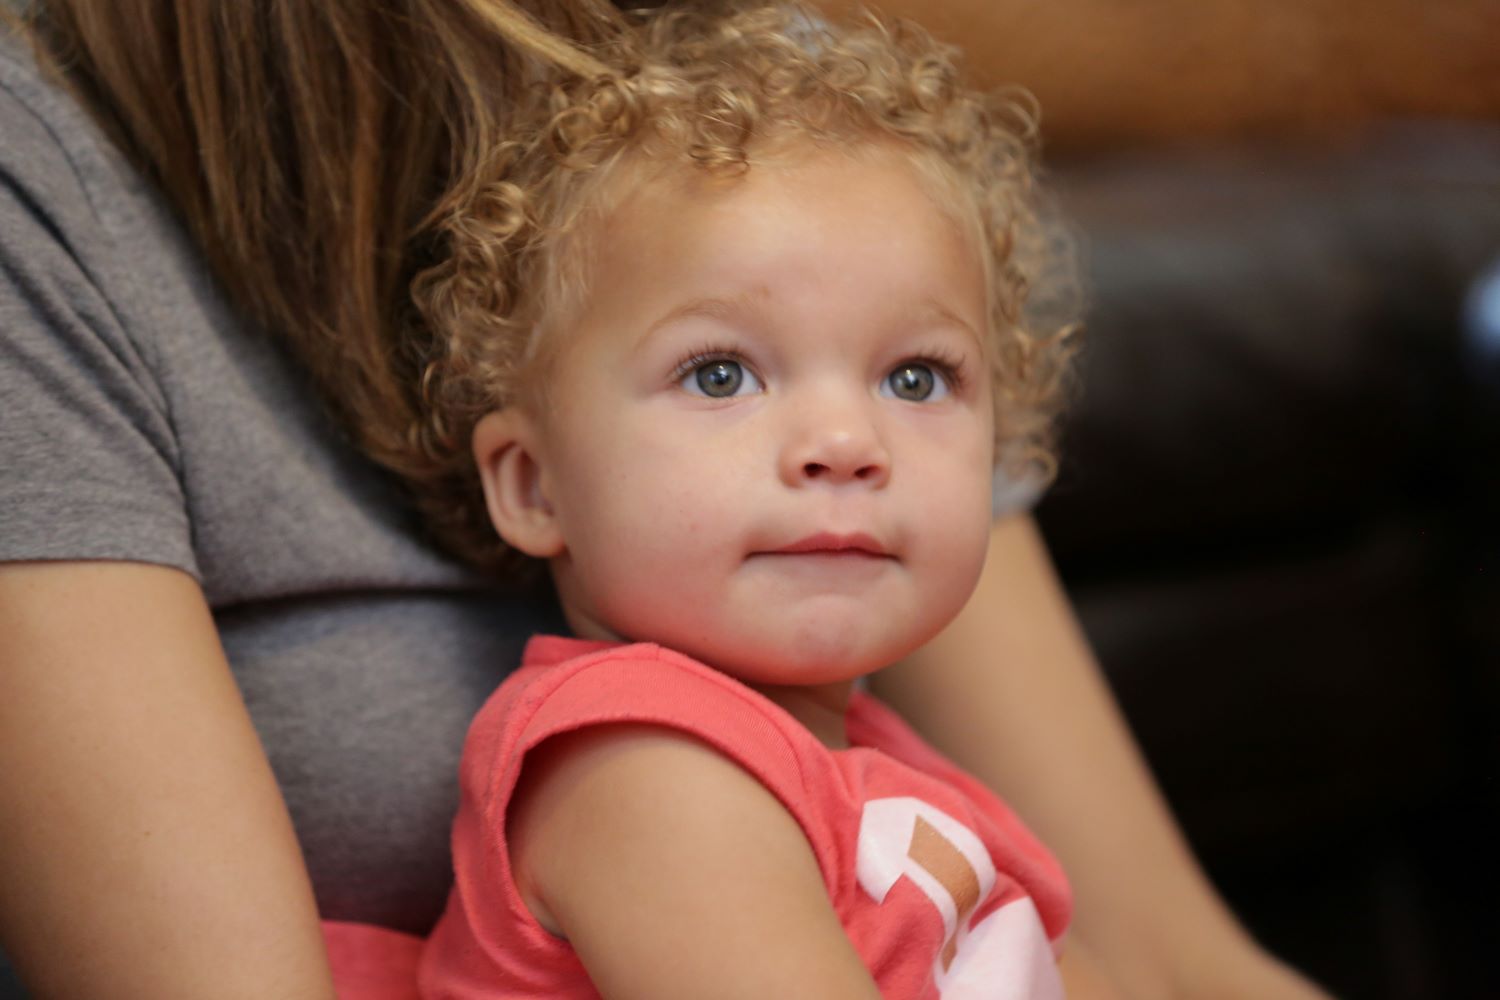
[682,358,763,398]
[883,363,949,401]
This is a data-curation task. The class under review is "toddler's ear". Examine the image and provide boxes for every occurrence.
[472,409,565,558]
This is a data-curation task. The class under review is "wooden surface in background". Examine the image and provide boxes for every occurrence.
[822,0,1500,150]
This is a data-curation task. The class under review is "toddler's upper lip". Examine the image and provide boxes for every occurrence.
[763,532,892,557]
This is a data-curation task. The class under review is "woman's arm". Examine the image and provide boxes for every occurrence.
[0,561,336,999]
[871,515,1329,999]
[1057,939,1127,1000]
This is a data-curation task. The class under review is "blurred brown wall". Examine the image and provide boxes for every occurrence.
[829,0,1500,151]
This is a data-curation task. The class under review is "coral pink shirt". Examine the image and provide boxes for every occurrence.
[410,637,1071,999]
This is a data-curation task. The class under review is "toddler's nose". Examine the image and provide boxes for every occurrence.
[779,400,891,488]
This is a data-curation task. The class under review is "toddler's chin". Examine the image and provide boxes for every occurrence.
[709,631,911,689]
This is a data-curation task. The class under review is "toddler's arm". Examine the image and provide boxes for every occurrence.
[509,724,882,1000]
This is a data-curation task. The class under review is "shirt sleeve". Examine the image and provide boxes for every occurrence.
[0,77,197,576]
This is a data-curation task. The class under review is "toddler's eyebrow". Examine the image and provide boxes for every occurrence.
[908,299,984,350]
[635,289,771,350]
[633,291,983,350]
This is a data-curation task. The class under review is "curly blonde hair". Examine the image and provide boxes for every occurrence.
[405,0,1077,575]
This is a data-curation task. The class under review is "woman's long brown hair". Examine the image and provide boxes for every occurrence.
[13,0,621,505]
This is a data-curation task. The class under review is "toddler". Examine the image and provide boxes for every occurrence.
[364,2,1077,996]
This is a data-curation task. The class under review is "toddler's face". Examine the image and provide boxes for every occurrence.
[494,147,995,686]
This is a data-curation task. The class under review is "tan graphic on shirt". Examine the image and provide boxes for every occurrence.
[858,796,1062,998]
[908,814,982,970]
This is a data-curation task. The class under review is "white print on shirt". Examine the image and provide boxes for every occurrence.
[857,797,1063,999]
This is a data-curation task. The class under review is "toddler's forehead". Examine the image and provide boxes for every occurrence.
[576,140,984,267]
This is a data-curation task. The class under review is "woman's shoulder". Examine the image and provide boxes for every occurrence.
[1,28,485,599]
[0,32,86,175]
[0,31,162,246]
[0,28,227,391]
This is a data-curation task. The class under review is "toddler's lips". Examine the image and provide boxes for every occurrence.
[760,532,893,559]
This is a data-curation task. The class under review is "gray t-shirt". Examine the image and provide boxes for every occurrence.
[0,37,560,933]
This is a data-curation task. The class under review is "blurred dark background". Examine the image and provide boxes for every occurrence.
[1036,124,1500,999]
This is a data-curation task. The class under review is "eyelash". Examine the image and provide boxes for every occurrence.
[668,344,749,384]
[900,347,970,394]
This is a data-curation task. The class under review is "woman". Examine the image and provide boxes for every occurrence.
[0,1,1327,996]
